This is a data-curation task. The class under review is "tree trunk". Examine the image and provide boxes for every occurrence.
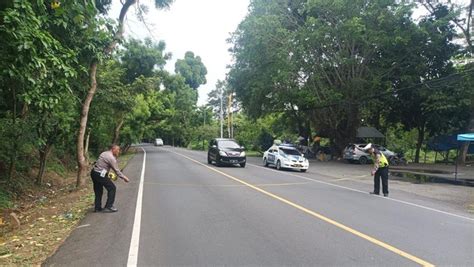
[459,96,474,163]
[415,125,425,163]
[469,0,473,53]
[112,118,125,144]
[423,0,472,53]
[37,144,52,185]
[76,62,98,188]
[335,127,354,157]
[75,0,136,188]
[105,0,136,54]
[7,137,17,181]
[346,102,359,143]
[123,143,131,154]
[7,87,17,181]
[334,103,359,157]
[85,128,91,162]
[459,142,470,163]
[296,119,311,141]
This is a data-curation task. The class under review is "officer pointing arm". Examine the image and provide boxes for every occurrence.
[90,144,130,212]
[364,143,390,197]
[94,145,130,182]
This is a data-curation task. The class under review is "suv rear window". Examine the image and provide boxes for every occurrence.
[346,145,355,150]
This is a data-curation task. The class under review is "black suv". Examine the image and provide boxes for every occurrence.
[208,138,246,167]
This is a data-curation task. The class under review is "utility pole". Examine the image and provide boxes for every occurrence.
[203,107,206,126]
[228,93,232,138]
[220,89,223,138]
[203,107,206,150]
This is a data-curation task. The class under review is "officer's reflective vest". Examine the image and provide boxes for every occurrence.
[371,152,389,168]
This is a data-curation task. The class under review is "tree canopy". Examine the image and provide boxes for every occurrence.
[227,0,471,160]
[175,51,208,90]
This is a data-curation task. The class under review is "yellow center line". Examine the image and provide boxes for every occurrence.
[168,150,435,267]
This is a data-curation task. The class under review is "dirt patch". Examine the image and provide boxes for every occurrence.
[0,151,136,265]
[0,185,92,265]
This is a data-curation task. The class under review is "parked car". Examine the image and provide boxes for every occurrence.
[263,144,309,172]
[154,138,164,146]
[207,138,246,167]
[343,144,395,164]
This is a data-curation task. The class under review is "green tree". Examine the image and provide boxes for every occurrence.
[0,0,76,181]
[229,0,468,157]
[120,76,168,149]
[75,0,174,187]
[121,38,170,84]
[175,51,208,90]
[229,0,420,152]
[33,95,77,184]
[149,72,199,146]
[90,38,171,148]
[384,4,461,163]
[457,63,474,162]
[421,0,473,163]
[89,59,130,152]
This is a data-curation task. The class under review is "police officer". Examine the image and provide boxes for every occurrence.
[91,144,130,212]
[364,143,389,197]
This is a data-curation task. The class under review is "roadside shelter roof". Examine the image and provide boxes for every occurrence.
[428,134,474,153]
[457,133,474,141]
[356,127,384,138]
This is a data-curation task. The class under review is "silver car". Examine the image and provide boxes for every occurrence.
[343,144,395,164]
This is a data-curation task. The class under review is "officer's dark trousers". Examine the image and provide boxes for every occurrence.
[374,167,389,195]
[90,170,116,210]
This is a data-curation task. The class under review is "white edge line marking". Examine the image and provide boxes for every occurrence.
[76,224,90,229]
[248,163,474,222]
[127,147,146,267]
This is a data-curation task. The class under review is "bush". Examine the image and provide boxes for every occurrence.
[0,188,12,209]
[188,140,209,151]
[257,129,274,152]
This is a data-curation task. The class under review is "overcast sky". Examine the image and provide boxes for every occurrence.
[111,0,250,106]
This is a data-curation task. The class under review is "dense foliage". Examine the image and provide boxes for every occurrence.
[227,0,472,161]
[0,0,209,190]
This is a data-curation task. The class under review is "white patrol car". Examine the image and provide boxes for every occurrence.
[263,144,309,172]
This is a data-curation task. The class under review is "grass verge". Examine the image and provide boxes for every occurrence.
[0,150,137,265]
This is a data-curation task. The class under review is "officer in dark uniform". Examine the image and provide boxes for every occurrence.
[91,145,130,212]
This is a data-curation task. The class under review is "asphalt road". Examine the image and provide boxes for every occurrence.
[45,145,474,266]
